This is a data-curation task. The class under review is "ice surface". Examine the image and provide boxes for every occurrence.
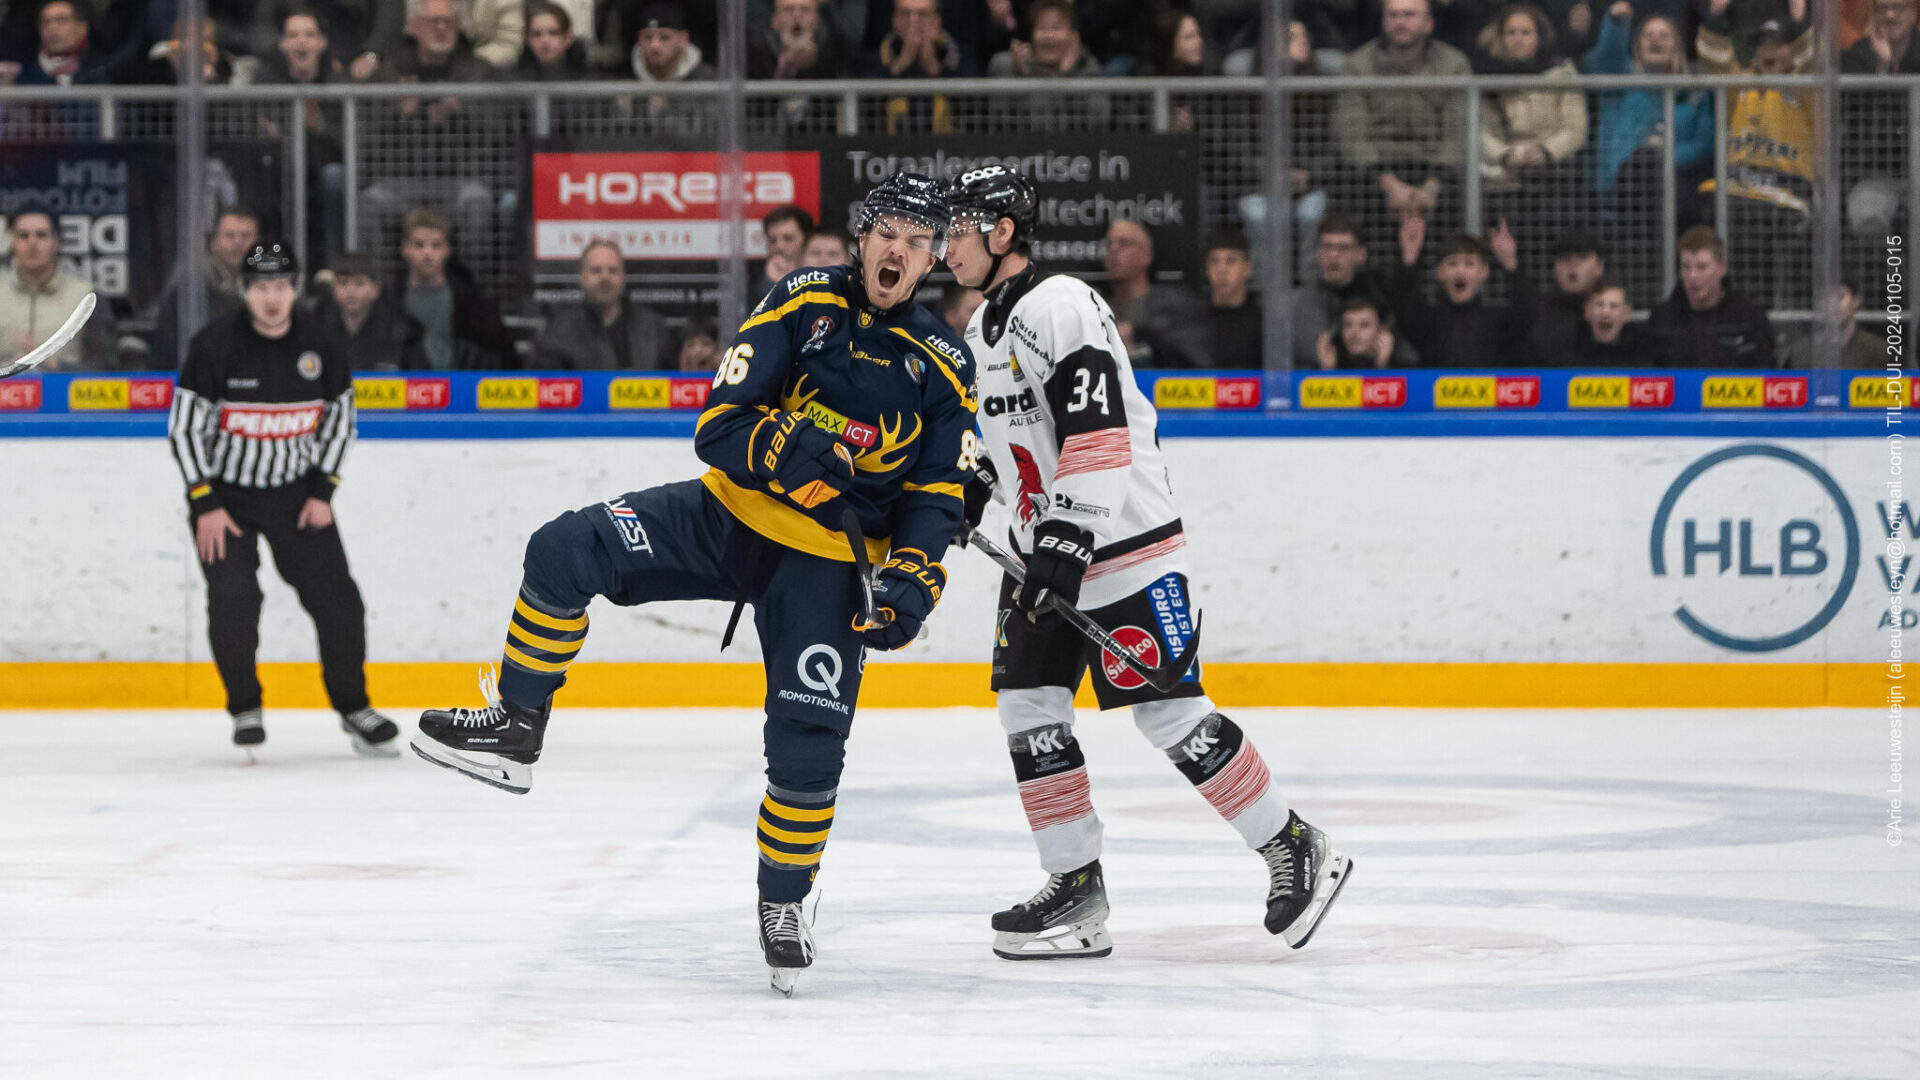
[3,706,1914,1078]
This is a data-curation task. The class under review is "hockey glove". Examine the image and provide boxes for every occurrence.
[1014,520,1094,620]
[956,454,999,543]
[748,410,856,509]
[858,548,946,650]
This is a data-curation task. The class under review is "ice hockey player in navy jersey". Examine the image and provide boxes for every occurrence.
[943,165,1351,960]
[411,174,978,994]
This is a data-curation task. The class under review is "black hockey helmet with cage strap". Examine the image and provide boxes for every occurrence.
[946,165,1037,286]
[848,172,950,312]
[241,241,300,283]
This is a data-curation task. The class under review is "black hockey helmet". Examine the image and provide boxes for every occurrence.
[947,164,1037,247]
[852,172,951,258]
[242,241,300,282]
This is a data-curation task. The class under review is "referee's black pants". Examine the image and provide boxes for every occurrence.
[197,484,369,717]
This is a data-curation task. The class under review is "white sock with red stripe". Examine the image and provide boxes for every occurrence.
[1134,696,1290,849]
[999,687,1103,873]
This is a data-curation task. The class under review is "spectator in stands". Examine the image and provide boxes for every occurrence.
[941,282,984,336]
[6,0,111,84]
[1712,0,1803,64]
[1792,280,1892,368]
[750,0,848,79]
[1076,0,1158,73]
[1566,278,1651,365]
[1,209,108,371]
[257,9,348,264]
[1317,295,1401,369]
[537,239,672,370]
[1840,0,1918,254]
[361,0,521,72]
[1226,19,1334,282]
[1142,6,1209,133]
[152,208,257,370]
[627,2,715,128]
[1391,217,1538,366]
[1203,229,1263,369]
[1647,226,1775,367]
[862,0,972,134]
[516,2,590,79]
[677,318,720,373]
[1332,0,1473,243]
[802,229,851,267]
[987,0,1106,130]
[1532,230,1608,357]
[116,14,238,84]
[319,252,426,371]
[1582,3,1713,301]
[1290,213,1406,367]
[1698,1,1814,307]
[244,1,376,66]
[757,205,815,302]
[1539,0,1602,59]
[1101,218,1204,368]
[390,206,514,369]
[1476,3,1588,257]
[361,0,495,264]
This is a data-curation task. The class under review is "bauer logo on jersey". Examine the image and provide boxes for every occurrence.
[601,497,653,555]
[296,351,323,381]
[218,401,325,439]
[802,315,837,354]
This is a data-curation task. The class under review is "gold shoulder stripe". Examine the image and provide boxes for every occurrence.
[695,402,736,432]
[738,291,850,334]
[901,481,963,499]
[514,597,587,632]
[889,328,976,411]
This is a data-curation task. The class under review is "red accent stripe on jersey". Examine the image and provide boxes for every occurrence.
[1084,533,1187,581]
[1195,742,1272,821]
[1017,768,1094,831]
[1054,428,1132,480]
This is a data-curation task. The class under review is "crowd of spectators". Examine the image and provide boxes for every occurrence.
[1,0,1915,372]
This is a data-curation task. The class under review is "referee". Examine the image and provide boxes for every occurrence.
[167,242,399,756]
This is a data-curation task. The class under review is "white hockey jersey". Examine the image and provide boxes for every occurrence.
[964,266,1187,608]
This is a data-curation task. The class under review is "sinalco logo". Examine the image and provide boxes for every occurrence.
[1649,444,1859,652]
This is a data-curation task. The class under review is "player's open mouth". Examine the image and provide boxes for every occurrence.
[878,265,902,291]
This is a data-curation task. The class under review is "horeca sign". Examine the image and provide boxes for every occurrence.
[530,151,822,261]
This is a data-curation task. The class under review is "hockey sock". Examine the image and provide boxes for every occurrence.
[497,586,587,708]
[757,785,835,902]
[1001,687,1102,872]
[1166,713,1289,848]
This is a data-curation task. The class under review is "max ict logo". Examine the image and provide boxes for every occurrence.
[1650,444,1859,652]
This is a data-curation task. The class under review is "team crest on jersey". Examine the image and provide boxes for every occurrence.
[858,312,873,328]
[803,315,836,354]
[905,354,924,384]
[296,351,322,380]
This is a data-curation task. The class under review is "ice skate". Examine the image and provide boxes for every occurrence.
[231,708,265,759]
[991,860,1112,960]
[1260,811,1352,948]
[759,896,815,996]
[341,707,400,758]
[411,666,548,795]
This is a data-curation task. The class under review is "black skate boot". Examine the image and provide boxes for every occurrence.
[759,895,816,997]
[990,859,1112,960]
[411,666,548,795]
[341,707,400,758]
[231,709,265,751]
[1260,810,1353,948]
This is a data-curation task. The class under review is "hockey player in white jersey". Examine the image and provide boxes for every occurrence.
[943,166,1351,959]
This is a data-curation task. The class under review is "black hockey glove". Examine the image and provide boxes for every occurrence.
[859,548,946,650]
[748,410,855,509]
[956,454,999,544]
[1015,519,1094,619]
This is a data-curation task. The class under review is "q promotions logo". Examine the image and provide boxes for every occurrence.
[1649,445,1859,652]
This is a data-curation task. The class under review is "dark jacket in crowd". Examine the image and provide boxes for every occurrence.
[536,300,674,370]
[1566,322,1657,367]
[1646,285,1775,368]
[1204,300,1265,369]
[387,272,515,370]
[321,298,428,371]
[1530,286,1589,360]
[1391,265,1539,366]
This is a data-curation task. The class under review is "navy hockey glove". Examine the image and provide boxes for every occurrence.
[957,454,999,543]
[748,410,855,509]
[1015,520,1094,619]
[859,548,946,650]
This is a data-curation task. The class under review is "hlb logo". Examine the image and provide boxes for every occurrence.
[1650,444,1859,651]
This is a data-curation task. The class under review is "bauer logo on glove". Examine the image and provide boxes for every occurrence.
[857,548,947,650]
[748,410,857,509]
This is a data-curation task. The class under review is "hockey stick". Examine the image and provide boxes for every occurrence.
[840,507,895,631]
[967,528,1203,694]
[0,292,96,379]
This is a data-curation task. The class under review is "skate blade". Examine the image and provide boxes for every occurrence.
[409,735,530,795]
[991,920,1113,961]
[348,732,401,758]
[1278,852,1354,949]
[769,966,800,996]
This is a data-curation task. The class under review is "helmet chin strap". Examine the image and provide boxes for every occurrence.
[974,220,1016,291]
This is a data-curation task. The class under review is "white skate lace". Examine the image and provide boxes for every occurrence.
[1261,839,1298,901]
[1023,872,1068,910]
[343,708,386,733]
[761,901,813,958]
[445,664,508,728]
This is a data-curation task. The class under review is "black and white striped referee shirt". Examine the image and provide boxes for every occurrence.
[167,308,355,517]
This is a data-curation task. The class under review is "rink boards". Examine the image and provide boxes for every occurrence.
[0,430,1901,708]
